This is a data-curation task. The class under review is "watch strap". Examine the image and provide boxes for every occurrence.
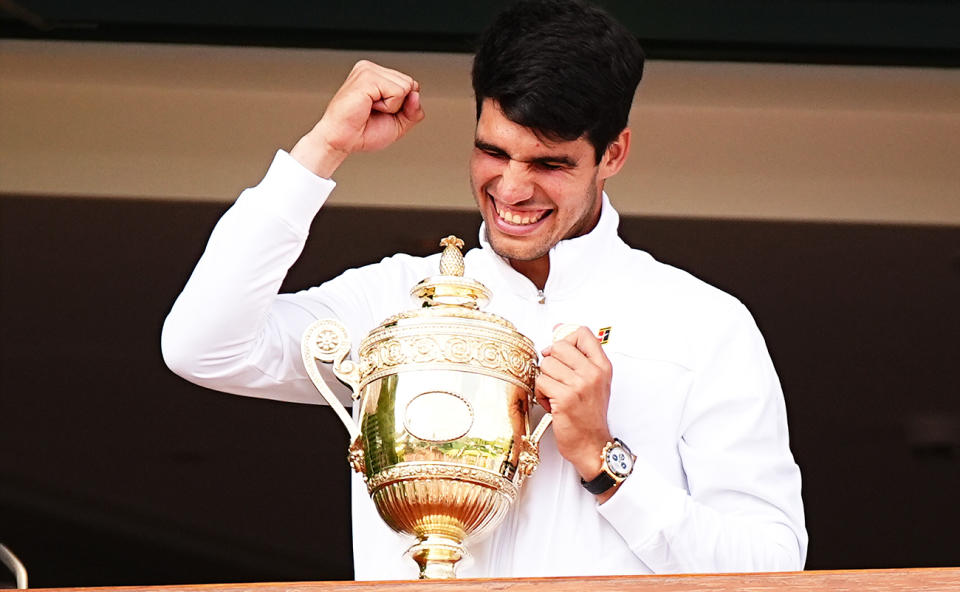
[580,470,617,495]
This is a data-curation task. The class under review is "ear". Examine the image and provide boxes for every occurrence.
[598,128,631,180]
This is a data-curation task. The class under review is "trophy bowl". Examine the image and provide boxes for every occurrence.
[301,236,551,579]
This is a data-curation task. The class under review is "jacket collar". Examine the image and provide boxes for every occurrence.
[477,192,623,301]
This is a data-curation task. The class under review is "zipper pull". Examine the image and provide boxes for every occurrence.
[537,289,546,304]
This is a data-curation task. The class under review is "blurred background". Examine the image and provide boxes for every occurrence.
[1,1,958,587]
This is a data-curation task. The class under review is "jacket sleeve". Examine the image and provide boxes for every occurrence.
[597,300,807,573]
[160,149,352,405]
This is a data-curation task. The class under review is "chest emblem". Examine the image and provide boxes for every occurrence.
[597,326,612,345]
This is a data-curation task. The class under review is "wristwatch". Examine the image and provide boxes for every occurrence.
[580,438,635,495]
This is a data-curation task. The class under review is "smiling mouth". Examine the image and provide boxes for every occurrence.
[493,200,550,226]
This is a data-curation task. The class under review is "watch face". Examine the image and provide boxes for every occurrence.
[605,445,634,478]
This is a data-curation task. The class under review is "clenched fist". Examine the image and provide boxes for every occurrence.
[291,60,426,178]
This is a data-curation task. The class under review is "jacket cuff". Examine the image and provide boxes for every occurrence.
[241,149,337,237]
[596,455,689,551]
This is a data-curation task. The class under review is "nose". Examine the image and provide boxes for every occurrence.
[496,160,534,204]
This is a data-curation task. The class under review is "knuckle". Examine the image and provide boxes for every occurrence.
[572,376,589,393]
[586,364,604,381]
[560,388,575,401]
[539,357,558,375]
[576,376,593,392]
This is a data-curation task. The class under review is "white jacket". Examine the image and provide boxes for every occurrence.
[162,150,807,579]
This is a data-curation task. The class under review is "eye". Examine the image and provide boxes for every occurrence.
[535,161,564,171]
[477,147,508,160]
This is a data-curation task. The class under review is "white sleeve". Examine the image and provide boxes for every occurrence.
[160,149,349,405]
[597,302,807,573]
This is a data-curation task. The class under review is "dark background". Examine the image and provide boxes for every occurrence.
[1,196,958,586]
[2,0,959,586]
[2,0,959,66]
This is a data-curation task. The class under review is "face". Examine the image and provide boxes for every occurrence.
[469,99,628,264]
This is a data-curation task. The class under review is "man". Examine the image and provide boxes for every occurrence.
[162,0,806,580]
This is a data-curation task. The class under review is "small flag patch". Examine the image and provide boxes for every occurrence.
[597,326,611,345]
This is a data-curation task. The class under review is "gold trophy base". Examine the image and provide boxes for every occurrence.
[408,534,466,579]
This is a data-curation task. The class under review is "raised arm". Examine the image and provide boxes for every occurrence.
[160,61,425,404]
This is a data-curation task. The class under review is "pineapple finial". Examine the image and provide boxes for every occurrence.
[438,235,466,277]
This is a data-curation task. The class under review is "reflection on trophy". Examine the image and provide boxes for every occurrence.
[301,236,552,579]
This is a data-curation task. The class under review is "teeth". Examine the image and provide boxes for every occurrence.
[496,206,543,225]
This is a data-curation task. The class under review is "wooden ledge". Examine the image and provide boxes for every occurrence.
[29,568,960,592]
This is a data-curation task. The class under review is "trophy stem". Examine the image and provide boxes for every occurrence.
[408,534,465,579]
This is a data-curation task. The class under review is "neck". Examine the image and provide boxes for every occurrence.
[509,255,550,291]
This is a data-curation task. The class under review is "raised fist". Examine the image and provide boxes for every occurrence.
[291,60,425,177]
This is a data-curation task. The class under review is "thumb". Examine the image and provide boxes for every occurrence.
[395,91,425,130]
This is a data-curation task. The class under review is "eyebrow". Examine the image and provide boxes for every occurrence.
[474,139,578,168]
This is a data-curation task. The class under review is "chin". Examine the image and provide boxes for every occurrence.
[486,232,549,262]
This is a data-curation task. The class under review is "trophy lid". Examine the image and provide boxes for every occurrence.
[357,234,536,391]
[410,236,492,309]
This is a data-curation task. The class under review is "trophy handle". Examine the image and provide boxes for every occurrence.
[515,413,553,485]
[301,319,361,441]
[529,412,553,446]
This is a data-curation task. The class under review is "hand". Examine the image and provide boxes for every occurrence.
[291,60,425,178]
[535,325,613,484]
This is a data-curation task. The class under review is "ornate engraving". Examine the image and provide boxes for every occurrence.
[443,336,473,363]
[357,328,537,391]
[381,306,518,331]
[305,319,350,362]
[348,434,366,475]
[367,462,519,501]
[505,349,529,375]
[382,339,405,366]
[412,336,441,362]
[514,434,541,487]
